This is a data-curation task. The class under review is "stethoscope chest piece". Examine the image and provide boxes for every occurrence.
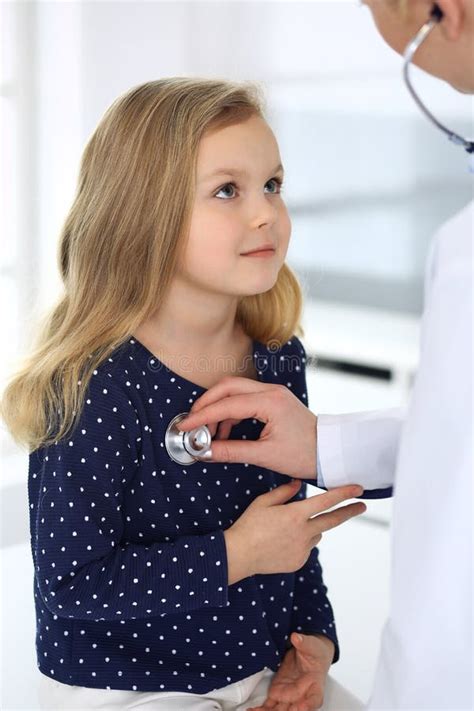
[165,412,212,465]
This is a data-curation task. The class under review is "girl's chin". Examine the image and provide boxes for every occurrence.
[199,267,281,297]
[237,279,279,297]
[239,271,278,296]
[213,282,277,299]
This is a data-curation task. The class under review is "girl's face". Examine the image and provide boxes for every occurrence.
[181,115,291,298]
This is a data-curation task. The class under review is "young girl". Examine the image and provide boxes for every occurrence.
[1,78,340,710]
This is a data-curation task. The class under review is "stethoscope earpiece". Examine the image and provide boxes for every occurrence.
[430,3,444,22]
[165,412,213,465]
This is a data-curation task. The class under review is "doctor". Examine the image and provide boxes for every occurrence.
[178,0,473,708]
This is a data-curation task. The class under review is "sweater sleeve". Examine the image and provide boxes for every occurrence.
[290,547,340,663]
[31,370,229,622]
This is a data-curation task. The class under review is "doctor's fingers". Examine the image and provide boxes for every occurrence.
[190,375,280,413]
[178,391,277,434]
[198,435,267,467]
[179,378,282,423]
[207,422,219,438]
[215,419,241,440]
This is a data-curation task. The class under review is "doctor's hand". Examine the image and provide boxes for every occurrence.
[223,481,365,584]
[247,632,334,711]
[177,377,318,480]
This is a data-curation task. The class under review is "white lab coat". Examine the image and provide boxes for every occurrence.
[317,201,473,710]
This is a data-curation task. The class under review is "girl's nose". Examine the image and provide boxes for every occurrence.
[250,197,279,230]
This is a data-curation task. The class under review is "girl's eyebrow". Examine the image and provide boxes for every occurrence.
[203,163,285,180]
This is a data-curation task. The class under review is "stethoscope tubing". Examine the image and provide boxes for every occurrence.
[402,7,474,154]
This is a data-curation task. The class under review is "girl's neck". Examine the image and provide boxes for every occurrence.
[133,280,258,388]
[144,277,241,350]
[133,321,257,389]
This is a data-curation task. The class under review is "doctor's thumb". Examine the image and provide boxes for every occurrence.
[196,438,263,466]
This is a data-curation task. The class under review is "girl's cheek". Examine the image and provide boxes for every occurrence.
[281,213,292,246]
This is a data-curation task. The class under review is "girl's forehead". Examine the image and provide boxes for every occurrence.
[199,161,284,183]
[202,116,274,144]
[196,118,280,172]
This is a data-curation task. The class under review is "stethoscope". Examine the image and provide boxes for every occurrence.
[164,3,473,468]
[403,4,474,163]
[165,412,213,465]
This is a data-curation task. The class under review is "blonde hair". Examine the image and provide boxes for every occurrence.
[1,77,304,453]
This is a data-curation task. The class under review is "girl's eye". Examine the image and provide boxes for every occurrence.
[265,177,284,194]
[215,183,237,199]
[214,177,284,200]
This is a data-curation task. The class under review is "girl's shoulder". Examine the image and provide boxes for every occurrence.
[78,338,142,417]
[29,339,142,461]
[283,334,307,359]
[257,334,309,405]
[265,334,307,371]
[89,337,139,388]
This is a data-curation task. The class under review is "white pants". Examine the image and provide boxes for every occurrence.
[37,667,364,710]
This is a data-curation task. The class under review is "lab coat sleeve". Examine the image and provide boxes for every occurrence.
[314,407,405,492]
[290,543,340,663]
[31,373,229,622]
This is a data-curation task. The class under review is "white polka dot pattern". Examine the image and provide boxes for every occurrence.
[28,335,338,692]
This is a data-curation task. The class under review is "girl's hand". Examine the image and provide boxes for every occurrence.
[248,632,334,711]
[223,482,365,584]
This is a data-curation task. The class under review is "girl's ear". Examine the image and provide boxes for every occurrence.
[432,0,464,41]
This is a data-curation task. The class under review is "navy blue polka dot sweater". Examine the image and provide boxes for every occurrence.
[28,334,339,693]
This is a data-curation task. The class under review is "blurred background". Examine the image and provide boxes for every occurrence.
[1,1,472,708]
